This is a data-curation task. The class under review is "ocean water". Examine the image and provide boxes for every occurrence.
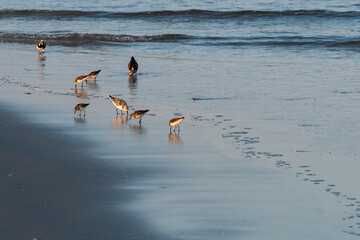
[1,0,360,239]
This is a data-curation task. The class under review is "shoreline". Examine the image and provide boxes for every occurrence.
[0,39,358,239]
[0,104,168,240]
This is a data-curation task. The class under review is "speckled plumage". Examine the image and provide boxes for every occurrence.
[129,109,149,123]
[109,95,129,115]
[74,103,89,116]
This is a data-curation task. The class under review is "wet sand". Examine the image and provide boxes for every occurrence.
[0,42,358,239]
[0,105,167,240]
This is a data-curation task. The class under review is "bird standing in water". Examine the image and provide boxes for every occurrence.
[169,117,184,132]
[87,69,101,81]
[128,56,138,75]
[74,75,89,87]
[74,103,89,116]
[109,95,129,116]
[36,40,46,55]
[129,110,149,124]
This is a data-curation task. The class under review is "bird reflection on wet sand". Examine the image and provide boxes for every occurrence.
[85,81,98,89]
[37,55,46,62]
[112,115,128,125]
[74,116,86,123]
[169,132,182,144]
[128,74,137,88]
[75,88,88,99]
[129,124,147,135]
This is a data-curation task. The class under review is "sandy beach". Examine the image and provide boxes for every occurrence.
[2,2,360,238]
[0,104,172,240]
[0,40,355,239]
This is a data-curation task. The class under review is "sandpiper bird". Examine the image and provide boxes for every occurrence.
[36,40,46,54]
[169,117,184,132]
[74,103,89,116]
[87,69,101,81]
[128,56,138,75]
[129,110,149,124]
[109,95,129,115]
[74,75,90,87]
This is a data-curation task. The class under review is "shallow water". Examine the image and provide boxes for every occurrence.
[1,0,360,238]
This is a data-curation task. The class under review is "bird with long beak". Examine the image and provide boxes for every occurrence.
[129,109,149,124]
[74,103,89,116]
[169,117,184,132]
[128,56,138,75]
[36,40,46,54]
[109,95,129,116]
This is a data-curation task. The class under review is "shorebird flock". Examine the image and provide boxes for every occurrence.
[36,40,185,132]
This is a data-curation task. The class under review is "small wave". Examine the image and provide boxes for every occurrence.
[1,9,360,20]
[215,36,360,49]
[0,32,192,46]
[1,32,360,50]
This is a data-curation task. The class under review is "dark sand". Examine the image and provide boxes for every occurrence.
[0,105,167,240]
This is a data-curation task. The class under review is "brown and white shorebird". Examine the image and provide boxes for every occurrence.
[169,117,184,132]
[74,75,89,87]
[36,40,46,54]
[128,56,138,75]
[74,69,101,87]
[87,69,101,81]
[74,103,89,116]
[109,95,129,115]
[129,109,149,124]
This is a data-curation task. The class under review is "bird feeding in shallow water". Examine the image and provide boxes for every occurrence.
[74,69,101,87]
[109,95,129,116]
[36,40,46,54]
[128,56,138,75]
[169,117,184,132]
[74,103,89,116]
[87,69,101,81]
[74,75,89,87]
[129,110,149,124]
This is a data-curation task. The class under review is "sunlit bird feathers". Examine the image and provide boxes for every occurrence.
[129,110,149,123]
[74,103,89,116]
[74,75,90,87]
[36,40,46,53]
[74,69,101,87]
[169,117,184,131]
[109,95,129,115]
[128,56,138,75]
[87,69,101,80]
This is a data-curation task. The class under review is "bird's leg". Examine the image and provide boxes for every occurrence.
[84,110,86,117]
[116,109,119,115]
[139,118,142,124]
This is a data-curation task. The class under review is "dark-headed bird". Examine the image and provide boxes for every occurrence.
[128,56,138,75]
[87,69,101,81]
[129,109,149,124]
[169,117,184,132]
[36,40,46,54]
[74,103,89,116]
[109,95,129,115]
